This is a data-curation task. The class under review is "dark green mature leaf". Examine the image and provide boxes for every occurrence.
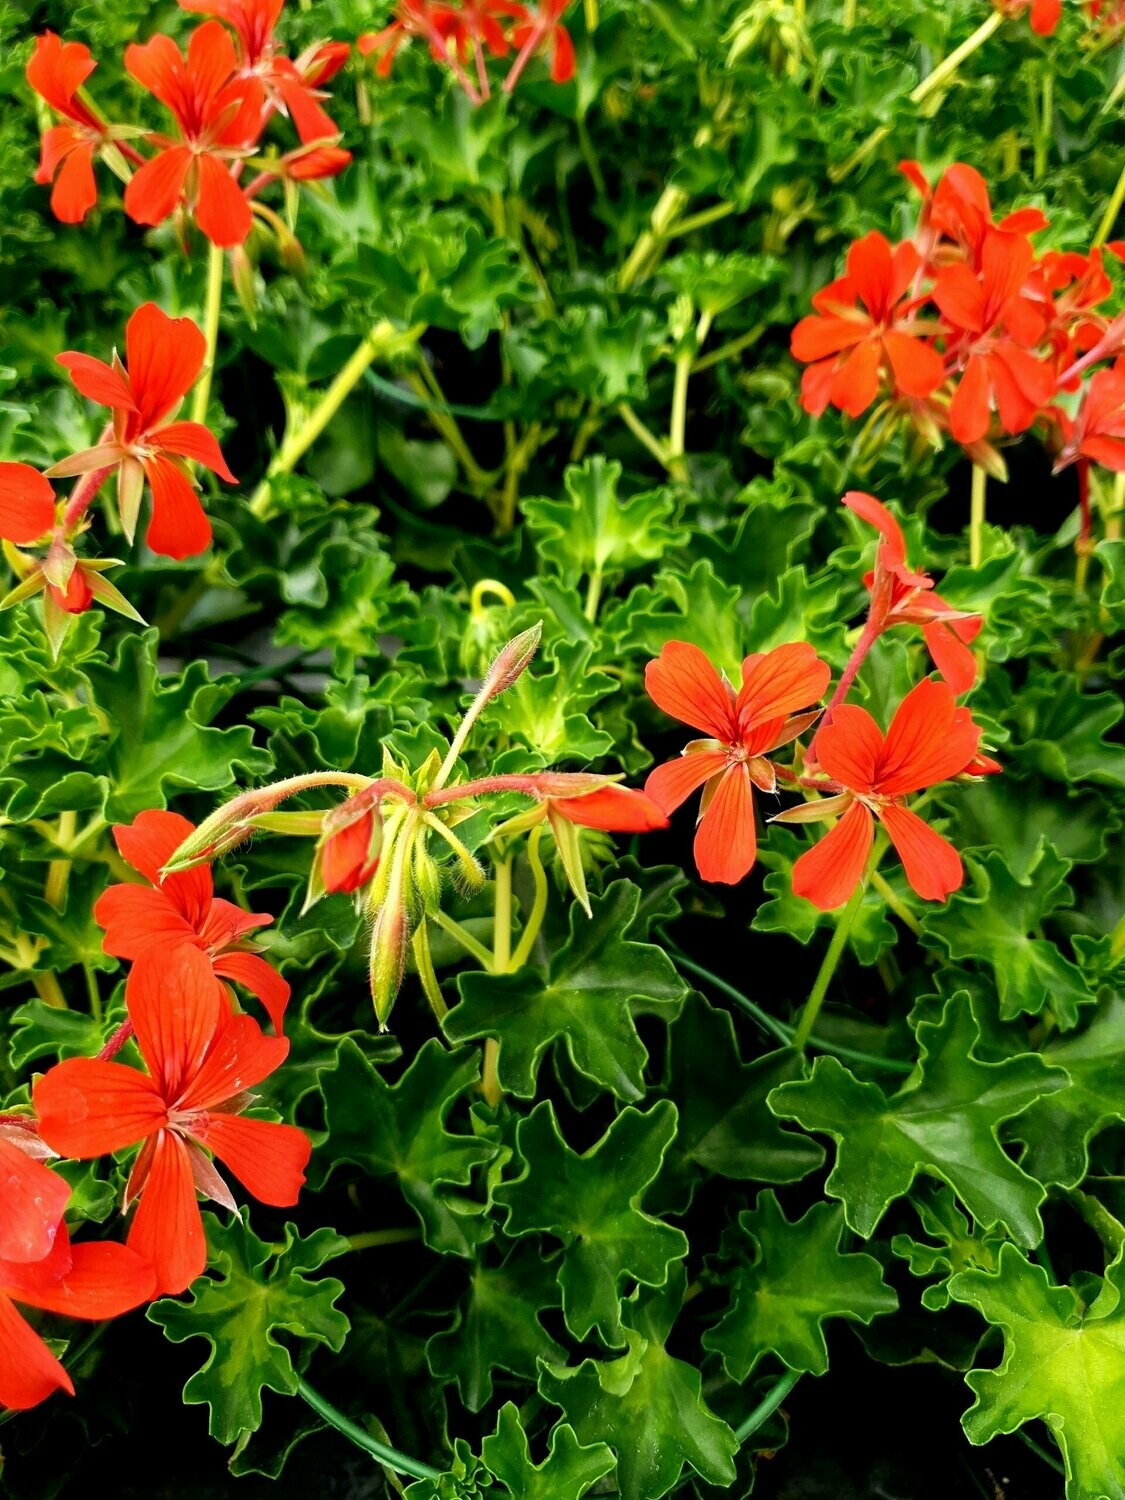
[495,1099,687,1344]
[1011,677,1125,787]
[445,881,687,1101]
[425,1243,566,1412]
[315,1038,497,1256]
[479,1403,616,1499]
[949,1245,1125,1500]
[890,1184,1006,1311]
[539,1270,739,1500]
[922,843,1092,1028]
[704,1192,897,1380]
[147,1214,349,1449]
[656,997,822,1210]
[769,995,1068,1246]
[1007,995,1125,1188]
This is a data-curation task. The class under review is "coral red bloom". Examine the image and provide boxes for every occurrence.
[317,803,382,895]
[93,808,289,1033]
[123,21,264,246]
[35,946,309,1297]
[775,679,983,910]
[644,641,830,884]
[507,0,576,84]
[26,33,107,224]
[0,1128,70,1266]
[844,491,982,693]
[901,160,1049,274]
[548,784,669,832]
[791,232,945,419]
[0,464,56,545]
[1055,363,1125,472]
[53,302,236,560]
[0,1228,155,1411]
[995,0,1062,33]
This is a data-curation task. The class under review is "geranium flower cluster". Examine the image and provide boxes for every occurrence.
[0,303,237,654]
[790,161,1125,483]
[27,0,350,247]
[358,0,576,103]
[644,492,994,909]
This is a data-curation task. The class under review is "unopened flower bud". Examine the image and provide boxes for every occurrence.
[369,901,408,1027]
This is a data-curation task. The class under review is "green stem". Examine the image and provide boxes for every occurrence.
[734,1368,801,1444]
[411,920,448,1022]
[792,880,866,1054]
[970,462,987,568]
[658,201,736,240]
[295,1378,441,1481]
[346,1228,422,1251]
[690,323,765,374]
[668,309,712,470]
[432,909,495,969]
[842,0,857,25]
[482,856,514,1106]
[1014,1429,1066,1478]
[32,971,68,1009]
[869,869,922,937]
[618,403,676,470]
[44,809,77,911]
[1095,159,1125,248]
[190,241,225,426]
[511,826,548,969]
[249,322,425,518]
[584,568,603,622]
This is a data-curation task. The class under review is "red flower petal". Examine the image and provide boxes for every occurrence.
[736,642,830,731]
[212,951,290,1035]
[194,152,253,246]
[34,1059,166,1158]
[645,750,729,813]
[0,1139,70,1265]
[125,304,208,431]
[126,945,227,1104]
[882,330,946,400]
[829,338,882,418]
[0,1292,73,1410]
[9,1240,155,1319]
[875,679,982,795]
[26,32,97,123]
[645,641,738,740]
[878,802,964,901]
[177,1013,289,1113]
[126,1130,206,1297]
[550,785,669,832]
[932,263,988,334]
[112,808,214,923]
[790,314,869,363]
[922,617,979,695]
[0,463,55,545]
[122,145,194,230]
[156,421,237,482]
[814,705,884,793]
[93,884,199,959]
[693,765,757,884]
[57,351,137,412]
[791,799,874,911]
[197,1115,309,1207]
[949,354,993,445]
[142,454,212,559]
[50,141,98,224]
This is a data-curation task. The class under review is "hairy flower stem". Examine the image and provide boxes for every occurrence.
[61,433,116,532]
[510,826,548,970]
[482,856,514,1105]
[1094,158,1125,248]
[248,322,425,519]
[44,809,76,912]
[190,242,225,426]
[411,920,448,1022]
[969,462,987,568]
[829,10,1005,183]
[668,310,711,479]
[792,878,866,1053]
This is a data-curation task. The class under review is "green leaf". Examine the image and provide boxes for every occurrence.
[539,1270,739,1500]
[479,639,617,762]
[425,1243,566,1412]
[753,826,897,966]
[494,1099,687,1344]
[656,997,823,1211]
[479,1404,616,1499]
[445,881,687,1102]
[949,1244,1125,1500]
[315,1037,497,1256]
[147,1214,349,1449]
[1010,676,1125,787]
[922,843,1092,1028]
[630,559,745,674]
[703,1191,897,1380]
[890,1183,1007,1311]
[769,994,1068,1246]
[1006,995,1125,1188]
[523,457,683,587]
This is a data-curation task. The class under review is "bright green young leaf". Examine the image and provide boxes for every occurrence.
[425,1242,566,1412]
[479,1403,616,1499]
[949,1245,1125,1500]
[769,994,1068,1246]
[890,1183,1007,1311]
[494,1099,687,1344]
[630,559,745,672]
[539,1270,739,1500]
[314,1037,497,1256]
[704,1191,897,1380]
[445,881,687,1101]
[147,1214,349,1449]
[478,639,617,762]
[922,843,1092,1028]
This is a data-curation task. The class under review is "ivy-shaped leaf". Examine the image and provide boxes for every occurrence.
[147,1214,349,1450]
[769,995,1068,1246]
[949,1245,1125,1500]
[314,1037,497,1256]
[494,1099,687,1344]
[704,1192,897,1380]
[445,881,687,1102]
[479,1403,616,1499]
[922,843,1092,1028]
[890,1183,1007,1311]
[539,1270,739,1500]
[1010,676,1125,787]
[479,640,617,762]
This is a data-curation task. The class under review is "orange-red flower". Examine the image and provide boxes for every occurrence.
[53,302,236,560]
[25,33,107,225]
[506,0,575,85]
[790,231,945,419]
[93,809,290,1033]
[123,21,264,246]
[0,464,56,545]
[775,679,983,910]
[546,784,669,831]
[0,1129,69,1266]
[35,946,309,1297]
[644,641,830,884]
[994,0,1062,34]
[0,1228,155,1411]
[843,491,982,693]
[1055,362,1125,471]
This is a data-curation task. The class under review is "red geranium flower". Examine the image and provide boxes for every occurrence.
[123,21,264,246]
[790,231,946,419]
[1055,361,1125,472]
[0,464,56,545]
[546,784,669,831]
[774,678,982,910]
[0,1228,155,1411]
[93,808,290,1033]
[35,945,310,1297]
[843,491,983,693]
[316,801,382,895]
[900,160,1049,273]
[52,302,237,560]
[25,33,108,224]
[644,641,830,884]
[507,0,576,85]
[0,1129,70,1265]
[995,0,1062,34]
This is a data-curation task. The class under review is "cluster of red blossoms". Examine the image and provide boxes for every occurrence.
[27,0,350,246]
[0,303,237,651]
[791,162,1125,482]
[644,491,994,907]
[0,811,305,1410]
[358,0,576,103]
